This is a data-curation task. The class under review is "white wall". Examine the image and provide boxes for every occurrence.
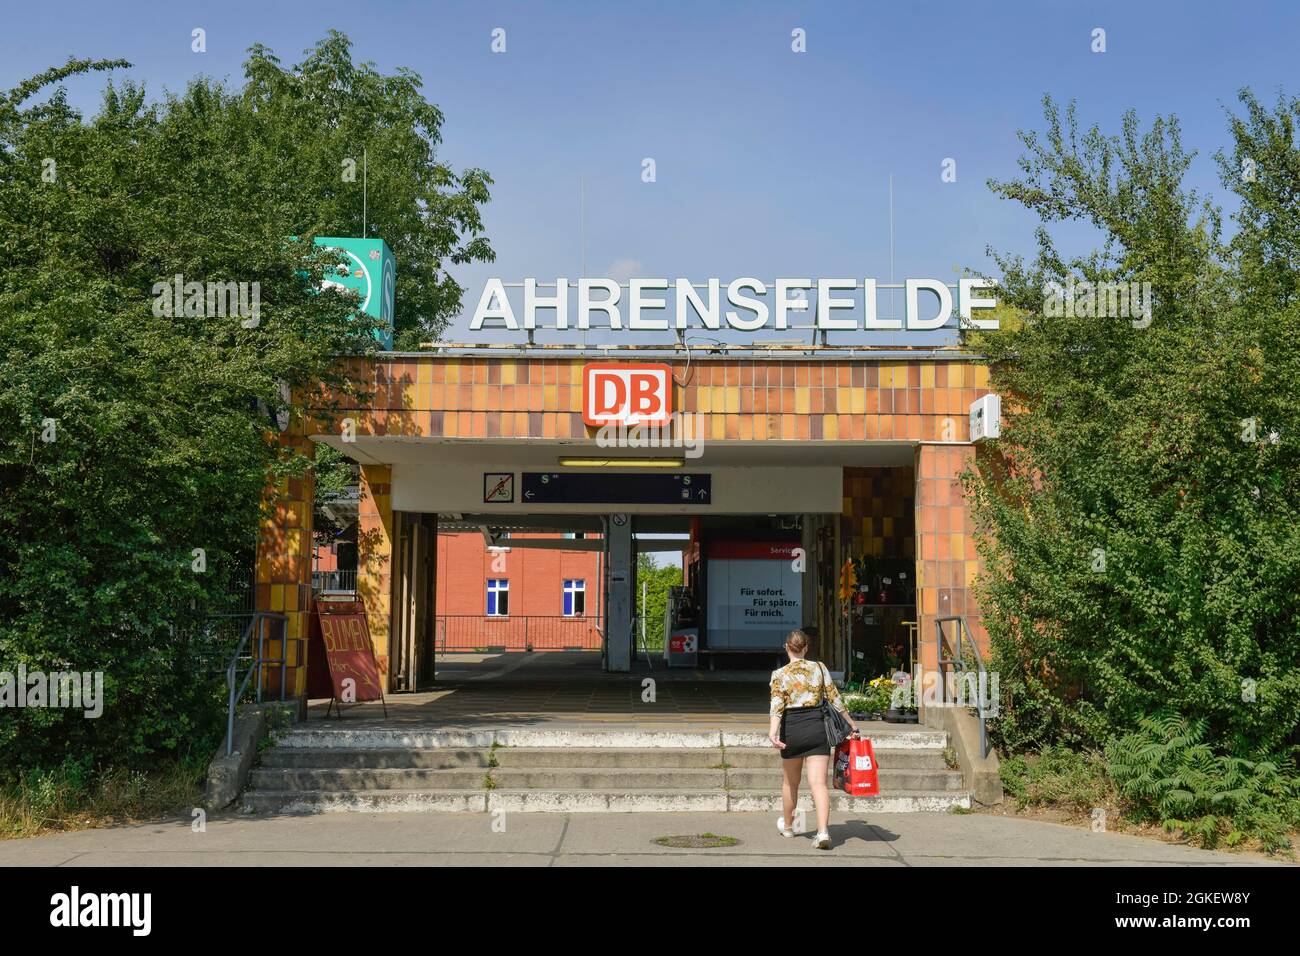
[392,463,843,515]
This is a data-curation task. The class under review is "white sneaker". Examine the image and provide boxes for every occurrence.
[813,830,831,849]
[776,815,794,838]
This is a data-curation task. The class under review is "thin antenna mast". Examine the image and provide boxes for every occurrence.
[580,174,586,349]
[363,147,368,236]
[889,174,895,321]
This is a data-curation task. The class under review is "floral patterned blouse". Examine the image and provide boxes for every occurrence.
[769,659,848,716]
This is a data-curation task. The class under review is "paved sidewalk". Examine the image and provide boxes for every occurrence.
[0,811,1286,866]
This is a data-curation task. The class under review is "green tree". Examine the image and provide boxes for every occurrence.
[240,32,495,347]
[637,553,683,651]
[0,37,492,777]
[967,92,1300,817]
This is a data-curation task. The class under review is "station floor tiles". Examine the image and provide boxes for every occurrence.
[305,651,778,730]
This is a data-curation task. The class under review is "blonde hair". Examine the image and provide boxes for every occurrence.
[784,629,810,655]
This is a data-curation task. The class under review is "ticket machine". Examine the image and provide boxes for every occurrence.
[663,585,699,668]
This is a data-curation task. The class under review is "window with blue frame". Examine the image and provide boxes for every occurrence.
[563,579,585,616]
[487,579,509,616]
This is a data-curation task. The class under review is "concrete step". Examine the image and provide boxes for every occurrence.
[275,727,950,751]
[248,764,961,794]
[725,789,972,814]
[259,748,490,770]
[249,767,727,791]
[242,788,971,814]
[242,789,488,814]
[249,767,491,791]
[492,747,728,769]
[244,726,964,814]
[720,748,947,770]
[493,768,727,790]
[724,768,965,791]
[259,745,949,771]
[486,790,730,812]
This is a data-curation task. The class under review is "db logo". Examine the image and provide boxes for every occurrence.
[583,363,673,427]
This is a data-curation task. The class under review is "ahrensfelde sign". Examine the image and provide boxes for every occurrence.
[470,277,998,332]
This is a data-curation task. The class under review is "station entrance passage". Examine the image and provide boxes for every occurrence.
[321,508,839,729]
[272,351,993,727]
[305,436,940,728]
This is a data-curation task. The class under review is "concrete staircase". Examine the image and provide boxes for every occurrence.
[242,727,971,814]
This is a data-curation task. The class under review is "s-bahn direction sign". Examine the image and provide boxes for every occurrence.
[470,277,998,332]
[522,472,711,505]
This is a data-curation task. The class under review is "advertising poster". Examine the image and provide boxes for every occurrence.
[705,542,803,650]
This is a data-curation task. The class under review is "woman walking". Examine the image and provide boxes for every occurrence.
[768,629,857,849]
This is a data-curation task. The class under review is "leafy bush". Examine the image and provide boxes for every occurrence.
[1000,745,1114,813]
[1107,711,1300,854]
[968,91,1300,852]
[0,34,491,780]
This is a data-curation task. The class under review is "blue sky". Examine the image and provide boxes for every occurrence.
[5,1,1299,338]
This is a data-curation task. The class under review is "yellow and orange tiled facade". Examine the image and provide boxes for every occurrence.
[264,353,992,691]
[254,427,314,698]
[315,355,992,444]
[356,464,395,680]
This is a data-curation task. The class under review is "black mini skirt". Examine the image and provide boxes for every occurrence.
[780,706,829,759]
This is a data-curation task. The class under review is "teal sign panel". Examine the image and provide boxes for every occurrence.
[313,237,396,349]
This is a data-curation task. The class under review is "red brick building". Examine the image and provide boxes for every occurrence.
[434,532,604,652]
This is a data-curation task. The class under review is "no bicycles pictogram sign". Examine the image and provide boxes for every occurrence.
[483,472,514,503]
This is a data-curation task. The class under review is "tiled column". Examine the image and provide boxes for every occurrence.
[357,463,394,689]
[914,444,985,680]
[255,428,314,699]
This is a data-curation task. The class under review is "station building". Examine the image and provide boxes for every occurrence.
[257,344,992,698]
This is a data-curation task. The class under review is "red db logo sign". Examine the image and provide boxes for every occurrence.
[583,363,673,427]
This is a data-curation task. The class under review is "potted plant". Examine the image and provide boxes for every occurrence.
[862,676,892,721]
[884,675,915,723]
[840,692,872,720]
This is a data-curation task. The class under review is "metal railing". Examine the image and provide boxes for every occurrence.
[312,569,357,593]
[934,615,991,759]
[222,611,295,756]
[632,614,652,669]
[435,614,602,652]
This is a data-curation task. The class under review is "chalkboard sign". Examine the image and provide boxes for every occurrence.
[313,601,385,713]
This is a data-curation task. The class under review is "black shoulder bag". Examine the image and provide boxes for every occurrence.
[818,662,854,748]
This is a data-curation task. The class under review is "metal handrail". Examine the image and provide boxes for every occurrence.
[312,569,357,593]
[223,611,293,756]
[934,615,990,759]
[434,614,603,652]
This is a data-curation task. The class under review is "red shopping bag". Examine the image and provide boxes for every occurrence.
[833,736,880,796]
